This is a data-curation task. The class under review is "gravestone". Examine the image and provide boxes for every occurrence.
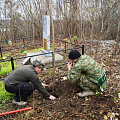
[42,15,52,57]
[23,15,64,65]
[8,40,12,45]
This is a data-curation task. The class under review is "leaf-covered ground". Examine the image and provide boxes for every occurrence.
[0,39,120,120]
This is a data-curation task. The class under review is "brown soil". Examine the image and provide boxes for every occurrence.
[0,77,120,120]
[0,38,120,120]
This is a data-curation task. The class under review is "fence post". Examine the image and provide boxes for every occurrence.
[65,42,66,53]
[0,46,2,58]
[23,38,25,47]
[10,56,14,70]
[82,45,84,55]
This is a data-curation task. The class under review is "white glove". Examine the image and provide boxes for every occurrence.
[41,83,48,88]
[49,95,56,100]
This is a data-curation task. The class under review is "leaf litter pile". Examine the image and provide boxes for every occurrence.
[0,39,120,120]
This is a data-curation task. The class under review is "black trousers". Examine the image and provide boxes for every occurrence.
[5,83,35,102]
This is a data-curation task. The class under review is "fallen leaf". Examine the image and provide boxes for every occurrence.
[103,115,108,120]
[107,112,115,120]
[25,109,34,117]
[52,111,56,115]
[99,110,104,114]
[48,110,52,117]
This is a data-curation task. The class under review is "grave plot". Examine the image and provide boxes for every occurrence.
[0,39,119,120]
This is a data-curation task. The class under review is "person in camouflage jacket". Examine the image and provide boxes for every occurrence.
[67,50,108,97]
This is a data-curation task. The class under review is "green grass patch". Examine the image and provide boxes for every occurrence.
[0,81,15,107]
[0,61,17,106]
[26,47,43,52]
[0,61,18,77]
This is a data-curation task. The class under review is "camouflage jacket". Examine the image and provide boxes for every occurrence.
[68,54,108,91]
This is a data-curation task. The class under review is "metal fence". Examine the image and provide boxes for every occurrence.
[0,36,42,58]
[0,36,84,81]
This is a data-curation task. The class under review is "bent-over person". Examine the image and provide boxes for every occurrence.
[67,50,108,97]
[4,60,56,106]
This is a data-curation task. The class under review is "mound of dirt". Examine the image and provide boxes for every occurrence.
[1,79,119,120]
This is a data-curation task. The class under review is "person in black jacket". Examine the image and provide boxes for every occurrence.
[4,60,56,106]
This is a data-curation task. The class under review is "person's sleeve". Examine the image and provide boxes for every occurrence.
[68,67,81,84]
[29,73,50,98]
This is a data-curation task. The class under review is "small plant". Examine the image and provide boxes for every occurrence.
[64,36,79,43]
[20,49,25,53]
[114,98,119,103]
[64,38,70,42]
[94,91,102,96]
[70,36,79,42]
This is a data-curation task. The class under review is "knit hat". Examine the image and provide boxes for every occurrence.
[33,60,45,70]
[68,50,81,59]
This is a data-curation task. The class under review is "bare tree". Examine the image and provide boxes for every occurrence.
[0,0,119,47]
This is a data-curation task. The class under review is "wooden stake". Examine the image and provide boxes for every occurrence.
[50,0,55,94]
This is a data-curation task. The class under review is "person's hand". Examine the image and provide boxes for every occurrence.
[41,83,48,88]
[49,95,56,100]
[67,62,72,71]
[61,76,68,81]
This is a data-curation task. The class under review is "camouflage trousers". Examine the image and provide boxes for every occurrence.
[78,74,99,91]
